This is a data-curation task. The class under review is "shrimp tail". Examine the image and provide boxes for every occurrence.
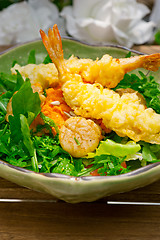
[141,54,160,71]
[40,24,65,75]
[120,53,160,73]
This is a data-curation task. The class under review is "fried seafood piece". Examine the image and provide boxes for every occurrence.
[40,25,160,88]
[59,117,101,158]
[62,80,160,144]
[115,88,147,106]
[11,63,58,89]
[40,24,160,145]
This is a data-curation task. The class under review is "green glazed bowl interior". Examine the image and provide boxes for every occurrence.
[0,38,160,203]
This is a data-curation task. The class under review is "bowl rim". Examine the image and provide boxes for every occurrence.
[0,36,145,56]
[1,37,157,181]
[0,159,160,181]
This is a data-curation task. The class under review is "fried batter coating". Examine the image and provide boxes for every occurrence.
[40,24,160,144]
[11,63,58,89]
[40,25,160,89]
[62,80,160,144]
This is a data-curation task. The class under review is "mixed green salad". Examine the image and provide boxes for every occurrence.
[0,51,160,177]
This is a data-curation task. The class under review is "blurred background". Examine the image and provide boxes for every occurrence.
[0,0,153,13]
[0,0,159,48]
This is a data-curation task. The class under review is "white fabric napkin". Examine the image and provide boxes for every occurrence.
[0,0,65,45]
[61,0,155,48]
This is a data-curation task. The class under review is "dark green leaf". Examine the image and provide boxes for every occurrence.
[114,71,160,113]
[40,112,59,134]
[13,70,24,92]
[155,31,160,45]
[28,50,36,64]
[0,72,17,92]
[125,51,132,58]
[43,54,52,64]
[12,79,41,117]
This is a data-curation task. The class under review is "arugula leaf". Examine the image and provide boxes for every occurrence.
[43,54,52,64]
[0,125,31,168]
[33,134,71,161]
[28,50,36,64]
[6,78,41,172]
[78,154,129,176]
[20,114,34,156]
[155,31,160,45]
[0,141,10,155]
[12,60,18,68]
[40,112,59,134]
[5,157,28,168]
[51,157,78,176]
[40,159,53,173]
[114,71,160,113]
[125,51,132,58]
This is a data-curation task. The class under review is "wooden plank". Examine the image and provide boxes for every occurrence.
[0,178,57,200]
[0,45,13,53]
[0,201,159,240]
[132,45,160,54]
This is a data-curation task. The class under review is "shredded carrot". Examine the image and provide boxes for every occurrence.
[41,86,72,135]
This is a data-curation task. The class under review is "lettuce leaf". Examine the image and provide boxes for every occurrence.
[87,139,141,158]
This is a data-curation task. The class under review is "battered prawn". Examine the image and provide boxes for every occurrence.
[40,25,160,88]
[59,117,101,158]
[40,24,160,145]
[11,63,58,89]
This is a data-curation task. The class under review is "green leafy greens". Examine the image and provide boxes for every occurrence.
[0,50,160,177]
[114,71,160,114]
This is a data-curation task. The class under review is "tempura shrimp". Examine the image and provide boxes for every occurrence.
[40,25,160,88]
[59,117,101,158]
[40,24,160,144]
[11,63,58,89]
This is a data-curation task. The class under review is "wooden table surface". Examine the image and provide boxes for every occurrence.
[0,44,160,240]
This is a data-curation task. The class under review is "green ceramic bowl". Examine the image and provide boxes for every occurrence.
[0,39,160,203]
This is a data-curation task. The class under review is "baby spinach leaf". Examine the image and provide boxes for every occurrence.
[13,70,24,92]
[0,72,17,92]
[12,79,41,117]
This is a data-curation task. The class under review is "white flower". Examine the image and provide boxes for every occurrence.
[61,0,155,48]
[0,0,65,44]
[150,0,160,35]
